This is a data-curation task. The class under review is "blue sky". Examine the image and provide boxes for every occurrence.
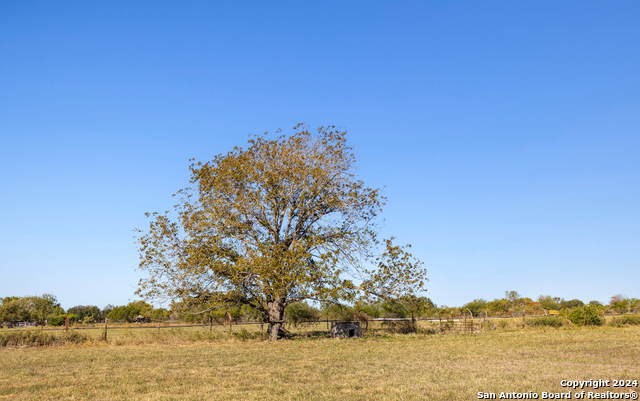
[1,2,638,309]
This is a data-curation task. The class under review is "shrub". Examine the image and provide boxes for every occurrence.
[183,314,197,324]
[0,330,88,348]
[567,305,605,326]
[381,320,416,334]
[0,294,63,323]
[497,319,511,329]
[48,314,64,326]
[462,299,488,317]
[59,330,87,344]
[47,313,78,326]
[416,326,437,335]
[285,302,321,328]
[526,317,565,328]
[560,299,584,309]
[610,315,640,327]
[232,328,267,341]
[67,305,101,320]
[481,320,495,331]
[151,308,169,320]
[324,304,356,321]
[355,302,383,319]
[106,301,153,321]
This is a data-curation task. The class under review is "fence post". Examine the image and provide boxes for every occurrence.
[103,318,108,341]
[209,316,213,333]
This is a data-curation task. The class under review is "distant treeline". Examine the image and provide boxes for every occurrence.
[1,292,638,327]
[0,295,170,326]
[447,291,638,318]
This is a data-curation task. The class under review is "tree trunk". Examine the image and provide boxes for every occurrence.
[267,297,287,341]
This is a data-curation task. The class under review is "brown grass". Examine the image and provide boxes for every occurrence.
[0,324,639,400]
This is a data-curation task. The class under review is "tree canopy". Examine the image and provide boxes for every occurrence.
[136,125,427,340]
[106,301,153,321]
[66,305,101,321]
[0,294,63,323]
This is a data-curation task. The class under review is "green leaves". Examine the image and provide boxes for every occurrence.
[567,305,605,326]
[0,294,62,323]
[359,238,428,302]
[135,125,427,326]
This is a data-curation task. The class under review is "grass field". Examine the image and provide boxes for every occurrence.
[1,324,639,400]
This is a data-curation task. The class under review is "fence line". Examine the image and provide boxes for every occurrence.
[2,319,360,332]
[11,313,609,333]
[3,317,443,333]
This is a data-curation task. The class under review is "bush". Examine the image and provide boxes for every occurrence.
[610,315,640,327]
[567,305,605,326]
[47,314,65,326]
[47,314,77,326]
[47,314,79,326]
[481,320,495,331]
[526,317,565,328]
[324,304,356,321]
[106,301,153,321]
[352,302,381,319]
[285,302,321,328]
[183,314,200,324]
[0,330,88,348]
[462,299,488,317]
[151,308,170,320]
[381,320,416,334]
[67,305,101,320]
[0,294,63,323]
[560,299,585,309]
[416,325,437,335]
[232,328,268,341]
[497,319,511,329]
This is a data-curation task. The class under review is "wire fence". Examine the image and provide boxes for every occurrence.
[2,317,435,335]
[4,311,635,337]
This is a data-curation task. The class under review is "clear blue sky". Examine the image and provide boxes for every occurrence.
[1,2,638,310]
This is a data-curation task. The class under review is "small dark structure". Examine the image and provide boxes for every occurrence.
[130,315,151,323]
[331,321,361,338]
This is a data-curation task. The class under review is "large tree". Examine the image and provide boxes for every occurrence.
[136,125,427,340]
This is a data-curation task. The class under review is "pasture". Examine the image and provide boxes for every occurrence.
[1,323,639,400]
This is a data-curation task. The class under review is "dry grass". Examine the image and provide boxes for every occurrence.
[1,324,639,400]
